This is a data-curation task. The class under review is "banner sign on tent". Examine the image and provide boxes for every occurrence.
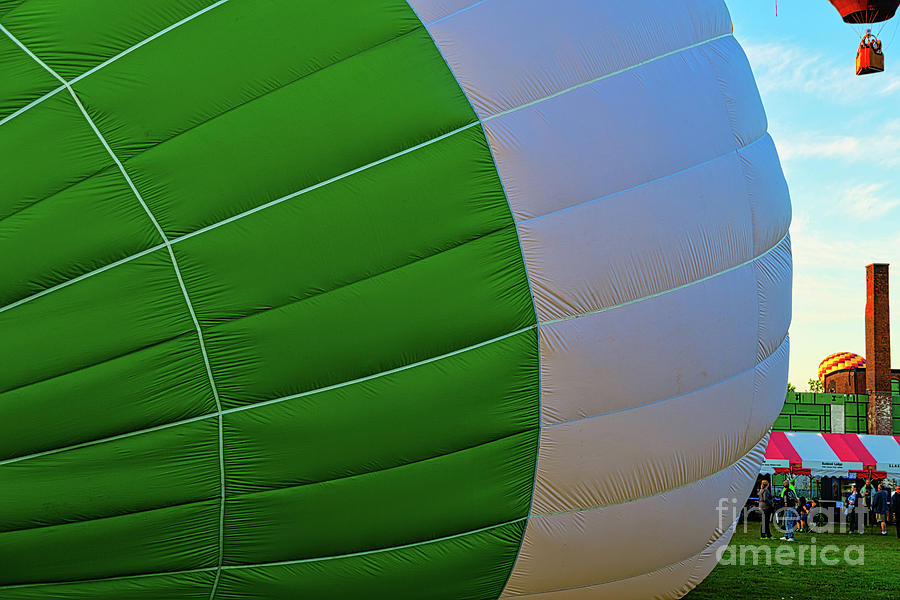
[762,432,900,479]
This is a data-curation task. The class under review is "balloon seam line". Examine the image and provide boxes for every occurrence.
[0,242,167,314]
[0,120,479,316]
[517,133,769,226]
[0,232,787,467]
[0,33,730,313]
[0,0,231,128]
[0,35,735,316]
[531,440,766,518]
[0,124,761,317]
[425,0,490,26]
[482,33,733,122]
[0,443,761,590]
[0,23,229,599]
[539,230,789,328]
[542,332,789,428]
[408,3,545,594]
[408,0,544,594]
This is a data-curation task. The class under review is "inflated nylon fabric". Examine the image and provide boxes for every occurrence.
[500,437,769,598]
[411,0,791,597]
[1,0,792,598]
[0,1,540,598]
[499,518,742,600]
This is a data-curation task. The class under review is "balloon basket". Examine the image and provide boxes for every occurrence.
[857,42,885,75]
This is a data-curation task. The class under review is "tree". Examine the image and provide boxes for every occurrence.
[807,378,824,393]
[787,382,797,393]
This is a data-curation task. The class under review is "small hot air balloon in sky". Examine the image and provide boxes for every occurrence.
[0,1,791,598]
[828,1,900,74]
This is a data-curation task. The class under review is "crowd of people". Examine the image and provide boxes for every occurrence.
[756,478,900,540]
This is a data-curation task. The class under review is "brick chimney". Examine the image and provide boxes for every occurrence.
[865,263,892,434]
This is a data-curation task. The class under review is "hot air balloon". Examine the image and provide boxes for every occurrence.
[828,1,900,74]
[818,352,867,384]
[830,0,900,23]
[0,1,791,599]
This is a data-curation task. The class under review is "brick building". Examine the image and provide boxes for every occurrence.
[774,263,899,435]
[821,366,900,395]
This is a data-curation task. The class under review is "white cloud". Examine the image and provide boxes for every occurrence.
[772,129,900,166]
[742,40,900,102]
[790,181,900,220]
[839,182,900,216]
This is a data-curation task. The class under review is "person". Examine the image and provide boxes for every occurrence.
[893,484,900,539]
[758,480,774,539]
[873,483,890,535]
[808,498,823,530]
[862,478,875,527]
[847,483,861,534]
[780,480,797,541]
[797,496,810,532]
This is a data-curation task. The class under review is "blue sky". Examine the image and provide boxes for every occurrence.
[725,0,900,389]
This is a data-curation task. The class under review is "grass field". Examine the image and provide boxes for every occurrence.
[686,525,900,599]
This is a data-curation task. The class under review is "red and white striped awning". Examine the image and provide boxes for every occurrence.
[762,432,900,479]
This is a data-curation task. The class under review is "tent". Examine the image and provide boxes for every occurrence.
[762,432,900,480]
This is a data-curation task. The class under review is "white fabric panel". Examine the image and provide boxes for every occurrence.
[755,235,792,362]
[752,334,791,436]
[538,263,758,425]
[503,438,765,597]
[416,0,732,118]
[532,336,786,514]
[499,522,735,600]
[743,134,792,256]
[409,0,478,24]
[858,435,900,477]
[786,432,860,477]
[518,148,753,322]
[483,36,764,222]
[413,1,790,597]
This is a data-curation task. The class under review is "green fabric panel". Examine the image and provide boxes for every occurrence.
[174,126,509,325]
[201,227,532,407]
[0,500,219,585]
[0,93,111,220]
[0,1,539,597]
[0,419,219,530]
[0,571,215,600]
[0,33,57,121]
[225,431,537,565]
[0,0,217,79]
[123,27,473,237]
[0,333,215,460]
[217,522,528,600]
[0,167,159,306]
[0,1,28,19]
[75,0,420,160]
[223,329,538,493]
[64,1,471,239]
[0,250,196,394]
